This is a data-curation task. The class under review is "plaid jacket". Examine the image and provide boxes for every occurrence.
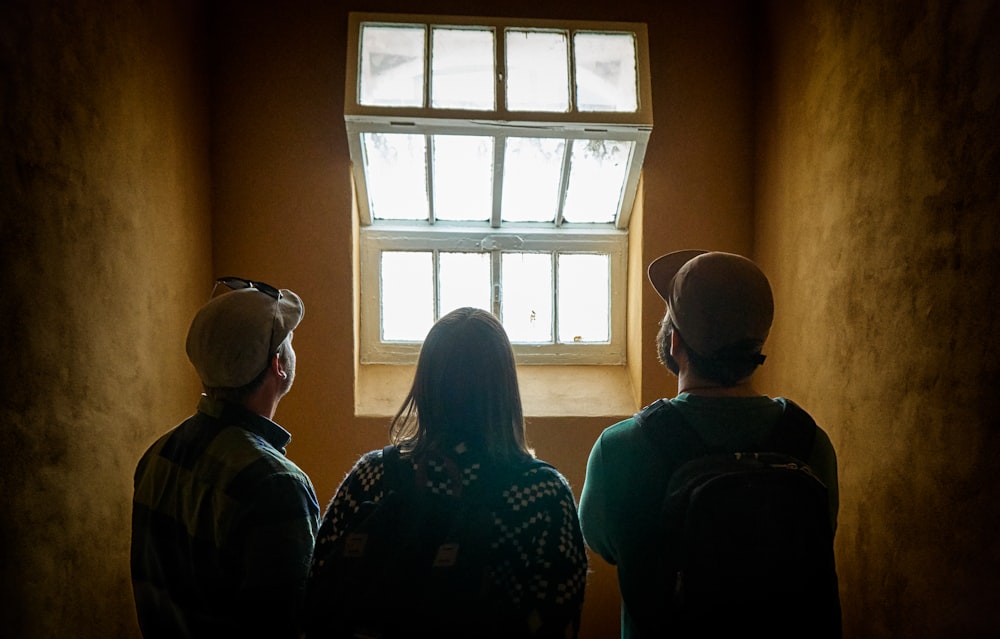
[131,396,320,639]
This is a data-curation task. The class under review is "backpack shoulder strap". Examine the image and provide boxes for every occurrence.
[636,399,710,464]
[470,455,554,502]
[768,398,819,461]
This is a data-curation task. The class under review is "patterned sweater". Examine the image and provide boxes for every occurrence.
[306,446,588,638]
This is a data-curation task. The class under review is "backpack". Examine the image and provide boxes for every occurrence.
[636,398,842,637]
[302,445,553,639]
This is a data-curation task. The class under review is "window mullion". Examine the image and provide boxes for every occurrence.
[426,134,436,224]
[495,25,506,116]
[554,139,573,227]
[551,251,559,345]
[491,249,502,319]
[491,134,505,228]
[432,249,441,321]
[423,24,431,108]
[567,29,578,112]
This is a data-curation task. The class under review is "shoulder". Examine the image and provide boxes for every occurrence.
[520,459,572,490]
[593,414,644,450]
[485,457,574,505]
[343,447,391,484]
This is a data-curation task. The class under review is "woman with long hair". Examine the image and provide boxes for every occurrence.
[304,307,587,638]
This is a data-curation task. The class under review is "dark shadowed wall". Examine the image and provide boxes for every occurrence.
[753,2,1000,636]
[1,1,212,636]
[1,0,997,637]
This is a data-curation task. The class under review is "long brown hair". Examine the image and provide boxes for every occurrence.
[389,307,533,465]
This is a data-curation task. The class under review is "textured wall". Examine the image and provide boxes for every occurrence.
[8,0,997,637]
[754,1,1000,636]
[0,1,211,636]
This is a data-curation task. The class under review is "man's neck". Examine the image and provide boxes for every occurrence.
[244,388,280,420]
[677,372,758,397]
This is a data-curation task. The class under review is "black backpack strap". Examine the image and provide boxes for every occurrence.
[636,399,711,464]
[639,397,818,462]
[768,398,818,462]
[468,455,554,502]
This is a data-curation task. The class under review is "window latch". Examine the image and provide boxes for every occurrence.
[479,235,524,250]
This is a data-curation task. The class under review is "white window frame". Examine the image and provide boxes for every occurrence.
[347,13,652,366]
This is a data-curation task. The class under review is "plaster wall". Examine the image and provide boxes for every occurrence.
[753,1,1000,636]
[1,1,212,636]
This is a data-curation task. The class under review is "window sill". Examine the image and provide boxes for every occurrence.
[355,364,637,418]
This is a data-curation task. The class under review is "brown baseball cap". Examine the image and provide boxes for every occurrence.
[186,286,304,388]
[647,250,773,358]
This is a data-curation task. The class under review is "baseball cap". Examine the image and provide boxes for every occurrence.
[647,250,773,358]
[186,281,304,388]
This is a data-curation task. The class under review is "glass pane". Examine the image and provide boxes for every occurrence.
[381,251,434,340]
[432,135,494,222]
[431,28,495,110]
[562,139,633,223]
[558,253,610,343]
[505,30,569,112]
[501,253,552,343]
[439,252,492,315]
[362,132,429,220]
[359,25,425,107]
[574,32,638,112]
[500,137,565,222]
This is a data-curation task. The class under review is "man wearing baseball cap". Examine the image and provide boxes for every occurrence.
[579,251,840,638]
[131,278,320,638]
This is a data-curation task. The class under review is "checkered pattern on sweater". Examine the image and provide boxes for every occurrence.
[308,447,588,635]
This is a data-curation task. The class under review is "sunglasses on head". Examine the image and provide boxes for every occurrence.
[213,276,282,300]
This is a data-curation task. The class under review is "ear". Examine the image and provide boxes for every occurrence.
[670,329,686,362]
[271,352,287,380]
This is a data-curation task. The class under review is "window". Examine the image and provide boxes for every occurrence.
[347,13,652,364]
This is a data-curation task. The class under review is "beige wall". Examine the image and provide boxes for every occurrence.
[2,0,997,637]
[753,2,1000,636]
[1,0,212,635]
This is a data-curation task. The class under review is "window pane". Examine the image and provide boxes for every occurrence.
[363,132,429,220]
[562,139,632,223]
[439,252,491,315]
[381,251,434,340]
[359,25,425,107]
[558,253,610,343]
[501,253,552,342]
[432,135,494,222]
[431,28,495,110]
[505,30,569,112]
[500,137,565,222]
[574,32,638,112]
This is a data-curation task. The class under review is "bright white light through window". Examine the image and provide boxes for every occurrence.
[432,135,494,222]
[431,28,495,110]
[563,139,632,223]
[359,25,425,107]
[501,137,564,222]
[439,252,491,315]
[501,253,553,342]
[363,133,428,220]
[505,30,570,112]
[574,32,639,112]
[381,251,434,340]
[381,250,610,348]
[349,14,651,364]
[558,253,610,342]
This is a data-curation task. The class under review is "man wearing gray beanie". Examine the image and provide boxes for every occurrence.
[579,251,841,638]
[131,277,319,638]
